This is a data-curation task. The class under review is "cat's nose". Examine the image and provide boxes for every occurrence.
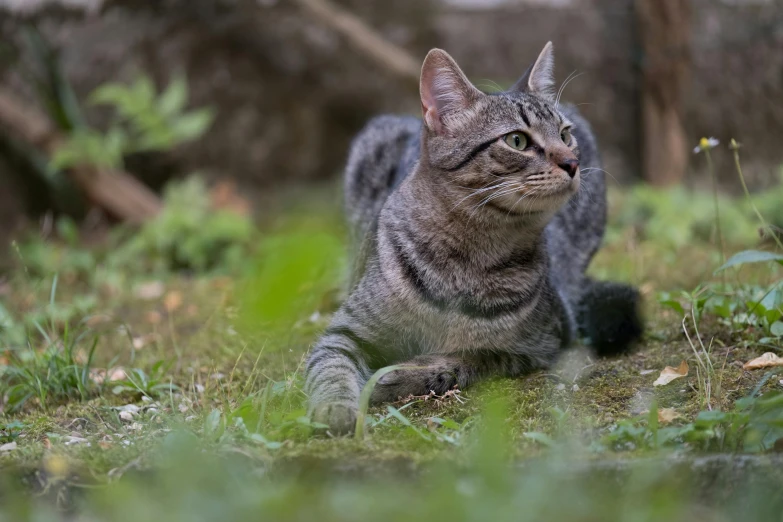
[558,159,579,178]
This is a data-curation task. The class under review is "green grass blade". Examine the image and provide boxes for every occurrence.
[355,365,425,439]
[715,250,783,273]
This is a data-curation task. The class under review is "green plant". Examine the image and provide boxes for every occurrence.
[606,185,759,249]
[0,326,99,412]
[111,360,179,399]
[602,387,783,453]
[51,74,214,171]
[0,421,25,444]
[110,177,253,273]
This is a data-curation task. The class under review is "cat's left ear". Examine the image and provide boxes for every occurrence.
[510,41,556,101]
[420,49,483,135]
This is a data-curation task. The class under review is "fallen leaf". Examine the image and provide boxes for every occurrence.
[136,281,164,300]
[653,360,689,386]
[109,368,127,381]
[743,352,783,370]
[85,314,111,327]
[132,334,158,350]
[0,442,17,452]
[90,367,127,385]
[164,291,182,312]
[210,179,251,216]
[658,408,682,424]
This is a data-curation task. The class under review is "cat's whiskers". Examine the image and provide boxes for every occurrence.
[467,184,524,222]
[449,180,518,213]
[580,167,619,185]
[555,71,583,107]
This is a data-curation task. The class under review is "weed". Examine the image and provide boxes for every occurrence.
[110,361,179,399]
[0,326,99,412]
[110,177,254,273]
[51,74,214,171]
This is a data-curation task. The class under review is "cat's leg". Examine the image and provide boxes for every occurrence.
[305,327,372,435]
[369,352,535,404]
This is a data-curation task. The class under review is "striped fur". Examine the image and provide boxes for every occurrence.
[305,44,642,434]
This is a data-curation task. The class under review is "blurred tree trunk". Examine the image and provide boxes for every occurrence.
[636,0,691,185]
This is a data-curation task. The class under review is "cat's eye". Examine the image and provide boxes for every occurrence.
[504,132,528,150]
[561,128,572,145]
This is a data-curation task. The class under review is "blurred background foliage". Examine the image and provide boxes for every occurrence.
[1,0,783,520]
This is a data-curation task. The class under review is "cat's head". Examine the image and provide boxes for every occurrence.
[419,42,580,217]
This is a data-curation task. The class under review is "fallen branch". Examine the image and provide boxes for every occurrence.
[292,0,420,88]
[0,86,161,223]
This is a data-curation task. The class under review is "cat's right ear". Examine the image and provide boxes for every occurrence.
[420,49,482,135]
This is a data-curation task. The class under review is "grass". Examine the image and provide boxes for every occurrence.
[0,164,783,518]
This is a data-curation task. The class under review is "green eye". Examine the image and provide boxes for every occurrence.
[561,128,572,145]
[504,132,528,150]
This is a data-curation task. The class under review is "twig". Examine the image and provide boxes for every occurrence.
[291,0,420,87]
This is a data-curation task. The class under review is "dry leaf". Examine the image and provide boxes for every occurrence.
[658,408,682,424]
[85,314,111,327]
[164,291,182,312]
[136,281,164,300]
[210,179,251,216]
[653,360,689,386]
[132,334,158,350]
[90,367,126,385]
[743,352,783,370]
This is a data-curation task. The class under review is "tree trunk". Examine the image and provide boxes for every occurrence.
[636,0,691,185]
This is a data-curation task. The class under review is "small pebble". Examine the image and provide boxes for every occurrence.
[555,383,566,391]
[572,384,580,392]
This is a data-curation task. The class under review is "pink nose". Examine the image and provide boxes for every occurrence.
[558,159,579,178]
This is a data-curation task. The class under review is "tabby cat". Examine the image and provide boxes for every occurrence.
[304,42,642,435]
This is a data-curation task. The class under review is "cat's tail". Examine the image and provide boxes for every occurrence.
[575,278,643,357]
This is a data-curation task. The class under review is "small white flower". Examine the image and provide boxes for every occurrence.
[693,137,719,154]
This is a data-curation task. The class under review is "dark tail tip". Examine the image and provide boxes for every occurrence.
[577,280,644,357]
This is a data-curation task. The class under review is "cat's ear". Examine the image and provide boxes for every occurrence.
[420,49,482,135]
[510,41,556,100]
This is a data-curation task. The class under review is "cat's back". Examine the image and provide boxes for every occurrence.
[344,115,421,241]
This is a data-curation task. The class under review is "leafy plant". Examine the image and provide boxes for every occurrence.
[51,74,214,171]
[0,421,25,444]
[0,325,99,412]
[111,360,179,399]
[110,177,253,273]
[603,387,783,453]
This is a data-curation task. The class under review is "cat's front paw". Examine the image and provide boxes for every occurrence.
[370,365,458,404]
[311,402,357,436]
